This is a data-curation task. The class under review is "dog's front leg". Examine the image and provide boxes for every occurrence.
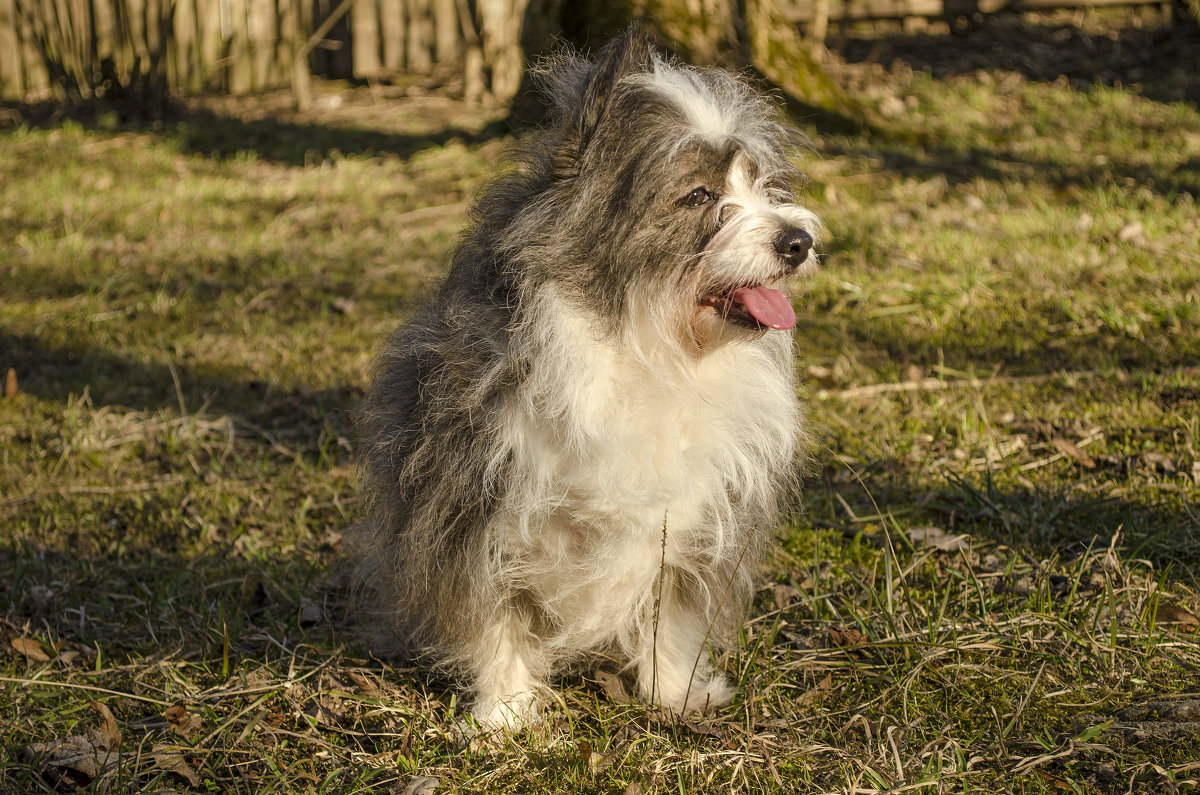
[468,606,546,730]
[634,571,735,715]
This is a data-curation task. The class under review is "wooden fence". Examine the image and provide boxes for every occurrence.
[0,0,1171,101]
[0,0,461,100]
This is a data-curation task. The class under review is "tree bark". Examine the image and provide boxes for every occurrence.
[630,0,869,129]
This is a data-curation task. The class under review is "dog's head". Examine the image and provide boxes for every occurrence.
[518,27,819,354]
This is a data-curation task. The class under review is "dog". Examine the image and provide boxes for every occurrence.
[356,26,819,730]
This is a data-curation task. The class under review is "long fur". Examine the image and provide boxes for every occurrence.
[355,27,819,729]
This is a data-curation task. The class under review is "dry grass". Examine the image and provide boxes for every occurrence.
[3,10,1200,794]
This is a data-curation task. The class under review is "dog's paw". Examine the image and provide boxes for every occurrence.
[471,690,540,731]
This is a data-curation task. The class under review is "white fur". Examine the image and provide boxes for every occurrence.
[464,274,802,725]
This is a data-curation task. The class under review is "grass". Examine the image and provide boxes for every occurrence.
[3,12,1200,794]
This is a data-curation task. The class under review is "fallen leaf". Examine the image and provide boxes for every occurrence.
[22,735,120,782]
[89,701,121,747]
[304,695,344,727]
[165,703,202,738]
[347,670,382,697]
[908,526,970,552]
[399,775,439,795]
[593,669,633,703]
[21,701,122,784]
[1051,437,1095,468]
[796,672,834,705]
[680,717,724,739]
[1143,451,1176,473]
[152,743,202,787]
[11,637,51,663]
[1154,602,1200,631]
[576,738,617,773]
[830,627,872,659]
[770,582,800,610]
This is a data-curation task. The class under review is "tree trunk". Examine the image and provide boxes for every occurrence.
[458,0,530,107]
[632,0,869,130]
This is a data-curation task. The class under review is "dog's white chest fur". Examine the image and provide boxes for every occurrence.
[496,295,800,653]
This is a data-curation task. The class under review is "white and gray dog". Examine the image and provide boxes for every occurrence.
[356,27,819,730]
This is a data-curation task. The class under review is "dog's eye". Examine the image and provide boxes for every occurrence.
[680,187,714,208]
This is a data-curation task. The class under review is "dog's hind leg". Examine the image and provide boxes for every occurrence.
[633,570,735,715]
[468,605,547,730]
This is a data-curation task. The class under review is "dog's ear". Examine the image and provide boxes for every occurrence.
[578,25,656,139]
[552,25,656,179]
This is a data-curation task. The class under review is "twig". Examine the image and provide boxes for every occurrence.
[650,512,668,707]
[817,366,1200,401]
[0,676,174,707]
[816,371,1096,401]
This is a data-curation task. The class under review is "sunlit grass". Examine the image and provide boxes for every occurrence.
[3,22,1200,793]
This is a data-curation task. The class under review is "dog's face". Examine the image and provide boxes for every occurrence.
[673,142,819,351]
[525,29,819,354]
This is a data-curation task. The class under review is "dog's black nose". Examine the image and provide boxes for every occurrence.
[774,228,813,268]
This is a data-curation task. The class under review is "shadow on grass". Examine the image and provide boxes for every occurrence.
[0,330,359,446]
[168,106,513,166]
[806,452,1200,580]
[822,134,1200,200]
[1,96,514,167]
[829,16,1200,109]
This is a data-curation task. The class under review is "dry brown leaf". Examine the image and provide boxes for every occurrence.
[304,695,344,727]
[1051,437,1095,468]
[22,701,122,784]
[1143,451,1176,473]
[908,525,970,552]
[770,582,800,610]
[830,627,872,659]
[593,669,633,703]
[165,702,202,738]
[398,775,439,795]
[1154,603,1200,631]
[796,672,834,705]
[151,743,202,787]
[681,717,724,738]
[22,735,120,782]
[11,637,51,663]
[89,701,121,747]
[347,670,382,697]
[577,738,617,773]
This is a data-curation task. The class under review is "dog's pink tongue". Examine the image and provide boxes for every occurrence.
[732,286,796,330]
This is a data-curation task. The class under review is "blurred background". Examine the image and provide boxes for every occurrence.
[2,0,1197,118]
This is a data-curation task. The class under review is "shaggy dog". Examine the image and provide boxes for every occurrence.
[356,27,819,730]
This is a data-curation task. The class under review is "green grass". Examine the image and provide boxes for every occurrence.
[3,18,1200,794]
